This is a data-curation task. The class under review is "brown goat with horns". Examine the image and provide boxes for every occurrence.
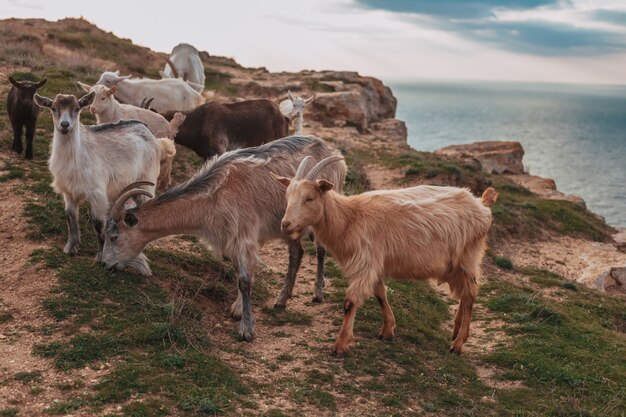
[275,156,498,355]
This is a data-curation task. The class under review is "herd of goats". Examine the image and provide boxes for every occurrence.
[5,43,498,355]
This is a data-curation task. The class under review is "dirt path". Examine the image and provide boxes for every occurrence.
[0,152,102,416]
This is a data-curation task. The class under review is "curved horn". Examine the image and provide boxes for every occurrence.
[306,156,344,180]
[110,189,154,220]
[304,94,315,105]
[114,181,155,202]
[165,57,179,79]
[294,156,313,180]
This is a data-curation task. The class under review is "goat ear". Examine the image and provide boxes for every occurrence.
[78,91,96,108]
[271,172,291,188]
[107,86,117,96]
[287,90,294,101]
[316,179,334,193]
[34,94,53,108]
[35,78,47,89]
[8,77,20,88]
[124,212,138,227]
[77,81,92,92]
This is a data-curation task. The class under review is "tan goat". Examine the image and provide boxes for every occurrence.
[275,156,498,355]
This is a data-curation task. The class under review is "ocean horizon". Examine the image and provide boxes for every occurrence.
[390,79,626,228]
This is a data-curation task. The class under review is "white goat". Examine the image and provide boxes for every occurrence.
[77,82,183,192]
[279,91,314,135]
[276,156,498,355]
[161,43,205,92]
[34,92,161,266]
[95,71,204,113]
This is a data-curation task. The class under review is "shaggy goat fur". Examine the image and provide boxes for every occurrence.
[102,136,346,342]
[278,158,497,355]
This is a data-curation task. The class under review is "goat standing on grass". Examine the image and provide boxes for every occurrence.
[275,156,498,355]
[101,137,346,342]
[7,77,47,159]
[279,91,314,135]
[77,82,185,191]
[34,92,161,264]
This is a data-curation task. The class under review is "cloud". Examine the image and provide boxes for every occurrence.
[355,0,626,56]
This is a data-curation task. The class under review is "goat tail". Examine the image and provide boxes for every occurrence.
[157,138,176,160]
[480,187,498,208]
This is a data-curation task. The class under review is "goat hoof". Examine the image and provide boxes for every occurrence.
[273,302,286,310]
[238,326,255,342]
[25,152,33,160]
[311,295,324,303]
[448,345,462,355]
[63,245,78,256]
[231,312,242,321]
[378,334,394,342]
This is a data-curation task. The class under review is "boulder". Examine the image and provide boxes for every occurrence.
[594,267,626,293]
[505,174,586,208]
[371,118,408,146]
[310,91,368,130]
[435,141,525,174]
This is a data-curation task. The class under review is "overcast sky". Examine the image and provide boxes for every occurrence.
[2,0,626,85]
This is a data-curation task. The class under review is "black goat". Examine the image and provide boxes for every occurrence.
[162,99,289,160]
[7,77,47,159]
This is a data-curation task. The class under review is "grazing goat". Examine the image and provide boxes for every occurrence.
[95,71,203,113]
[102,136,346,341]
[6,77,47,159]
[77,82,183,191]
[276,156,498,355]
[161,43,205,92]
[34,92,161,264]
[279,91,314,135]
[162,100,289,160]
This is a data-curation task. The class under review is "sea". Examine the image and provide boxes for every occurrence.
[389,80,626,228]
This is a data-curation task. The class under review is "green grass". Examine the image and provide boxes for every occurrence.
[0,408,18,417]
[481,276,626,416]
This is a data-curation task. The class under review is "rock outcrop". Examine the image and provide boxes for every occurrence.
[435,141,525,174]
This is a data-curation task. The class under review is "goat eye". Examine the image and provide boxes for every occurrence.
[110,236,118,242]
[305,197,314,203]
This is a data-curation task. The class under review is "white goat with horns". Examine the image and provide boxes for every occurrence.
[279,91,315,135]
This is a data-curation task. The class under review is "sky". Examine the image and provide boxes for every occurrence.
[1,0,626,85]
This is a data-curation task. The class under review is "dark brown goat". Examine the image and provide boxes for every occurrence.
[162,99,289,160]
[7,77,47,159]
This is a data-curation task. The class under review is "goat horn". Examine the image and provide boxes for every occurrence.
[114,181,155,202]
[110,189,154,220]
[166,57,179,79]
[304,94,315,104]
[306,156,344,180]
[294,156,313,180]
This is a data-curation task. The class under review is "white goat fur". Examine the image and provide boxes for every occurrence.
[78,83,182,191]
[95,71,204,113]
[161,43,205,92]
[279,162,498,355]
[34,92,160,263]
[279,91,314,135]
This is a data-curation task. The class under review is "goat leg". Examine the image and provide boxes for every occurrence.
[63,196,80,255]
[236,265,255,342]
[11,122,22,154]
[374,279,396,340]
[313,241,326,303]
[273,239,304,309]
[91,217,105,263]
[25,123,35,159]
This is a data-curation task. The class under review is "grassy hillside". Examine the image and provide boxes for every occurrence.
[0,18,624,417]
